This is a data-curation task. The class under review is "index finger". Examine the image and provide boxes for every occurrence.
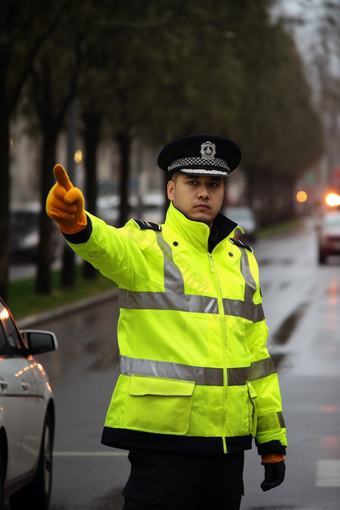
[53,164,74,191]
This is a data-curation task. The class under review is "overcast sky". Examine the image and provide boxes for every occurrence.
[273,0,340,84]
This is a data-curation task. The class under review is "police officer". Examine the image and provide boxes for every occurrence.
[46,134,287,510]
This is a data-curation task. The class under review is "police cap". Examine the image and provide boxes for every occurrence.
[157,134,241,177]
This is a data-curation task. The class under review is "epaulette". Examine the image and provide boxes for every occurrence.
[228,237,253,252]
[133,219,162,231]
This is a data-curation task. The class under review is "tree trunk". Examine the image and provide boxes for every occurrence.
[0,94,10,302]
[243,164,255,209]
[278,175,295,223]
[35,124,58,294]
[61,100,77,288]
[82,113,100,280]
[117,132,132,228]
[250,169,296,228]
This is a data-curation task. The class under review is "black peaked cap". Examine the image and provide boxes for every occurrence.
[157,134,241,177]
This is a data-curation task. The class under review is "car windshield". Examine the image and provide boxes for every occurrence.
[225,208,254,220]
[233,211,252,220]
[10,212,39,230]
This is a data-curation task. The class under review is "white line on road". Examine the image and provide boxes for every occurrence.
[54,451,128,457]
[316,460,340,487]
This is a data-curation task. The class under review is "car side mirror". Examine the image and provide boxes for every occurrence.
[20,329,58,355]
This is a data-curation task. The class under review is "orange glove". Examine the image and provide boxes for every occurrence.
[261,454,285,465]
[46,164,87,234]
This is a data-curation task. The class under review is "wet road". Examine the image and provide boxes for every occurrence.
[242,221,340,510]
[8,219,340,509]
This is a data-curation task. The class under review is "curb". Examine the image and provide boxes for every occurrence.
[17,288,119,329]
[257,219,304,240]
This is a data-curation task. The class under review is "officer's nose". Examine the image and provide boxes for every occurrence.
[197,185,210,199]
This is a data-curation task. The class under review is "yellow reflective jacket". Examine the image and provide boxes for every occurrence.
[66,203,287,455]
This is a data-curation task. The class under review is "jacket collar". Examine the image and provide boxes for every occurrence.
[164,202,238,253]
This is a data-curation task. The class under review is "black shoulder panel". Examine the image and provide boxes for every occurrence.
[228,237,253,252]
[133,219,162,231]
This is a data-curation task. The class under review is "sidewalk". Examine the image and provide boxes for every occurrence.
[17,287,119,329]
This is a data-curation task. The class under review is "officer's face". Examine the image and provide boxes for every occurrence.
[167,174,225,227]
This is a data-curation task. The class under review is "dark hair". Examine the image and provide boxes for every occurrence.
[169,171,180,182]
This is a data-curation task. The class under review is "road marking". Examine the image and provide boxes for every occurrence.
[54,451,128,457]
[316,460,340,487]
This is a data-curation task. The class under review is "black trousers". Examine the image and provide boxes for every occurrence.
[122,448,244,510]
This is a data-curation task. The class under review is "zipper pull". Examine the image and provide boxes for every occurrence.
[209,254,215,272]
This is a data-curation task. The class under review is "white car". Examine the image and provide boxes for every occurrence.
[97,195,139,226]
[222,206,257,244]
[141,192,166,224]
[0,297,57,510]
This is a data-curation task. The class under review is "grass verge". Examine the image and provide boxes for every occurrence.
[258,218,302,239]
[8,264,117,320]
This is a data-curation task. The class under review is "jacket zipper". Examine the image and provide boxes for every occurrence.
[209,253,228,454]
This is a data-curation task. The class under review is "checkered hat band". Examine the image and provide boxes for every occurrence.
[168,156,230,173]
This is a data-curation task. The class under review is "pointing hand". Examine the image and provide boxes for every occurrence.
[46,164,87,233]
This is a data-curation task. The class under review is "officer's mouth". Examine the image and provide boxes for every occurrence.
[195,203,210,210]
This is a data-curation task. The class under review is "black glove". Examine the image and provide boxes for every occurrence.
[261,461,285,491]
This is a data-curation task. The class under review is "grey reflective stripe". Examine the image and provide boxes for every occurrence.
[120,355,223,386]
[120,356,276,387]
[239,247,257,302]
[257,411,286,432]
[235,243,265,322]
[278,411,286,428]
[227,357,276,386]
[156,232,184,294]
[227,367,249,386]
[248,357,276,381]
[119,288,218,313]
[223,299,265,323]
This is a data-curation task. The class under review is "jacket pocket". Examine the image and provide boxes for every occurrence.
[246,381,257,437]
[124,374,195,435]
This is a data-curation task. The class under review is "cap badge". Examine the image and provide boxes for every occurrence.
[200,141,216,160]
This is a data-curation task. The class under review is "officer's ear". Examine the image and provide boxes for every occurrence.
[167,171,178,202]
[167,179,175,201]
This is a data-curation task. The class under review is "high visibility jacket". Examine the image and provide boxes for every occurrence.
[67,203,287,455]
